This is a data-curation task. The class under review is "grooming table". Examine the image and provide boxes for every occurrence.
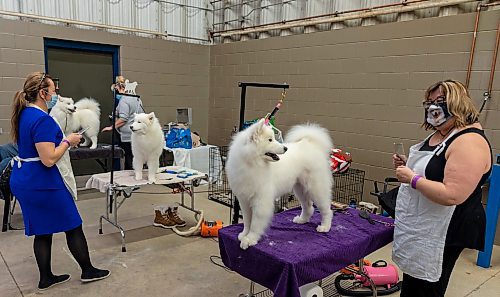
[86,166,207,252]
[219,208,394,297]
[69,144,125,172]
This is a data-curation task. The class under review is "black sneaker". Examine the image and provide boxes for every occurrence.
[38,274,71,291]
[81,268,110,283]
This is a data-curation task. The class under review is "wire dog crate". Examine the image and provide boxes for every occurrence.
[208,146,232,207]
[275,168,366,211]
[209,146,365,216]
[332,168,365,205]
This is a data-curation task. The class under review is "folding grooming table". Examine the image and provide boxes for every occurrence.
[219,208,395,297]
[69,144,125,172]
[86,166,207,252]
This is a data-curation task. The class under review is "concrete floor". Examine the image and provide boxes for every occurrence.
[0,185,499,297]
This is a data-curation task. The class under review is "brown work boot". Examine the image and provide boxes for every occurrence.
[167,206,186,227]
[153,207,176,229]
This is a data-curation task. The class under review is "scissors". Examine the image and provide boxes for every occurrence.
[77,127,90,135]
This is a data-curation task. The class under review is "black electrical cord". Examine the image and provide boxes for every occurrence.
[209,255,233,273]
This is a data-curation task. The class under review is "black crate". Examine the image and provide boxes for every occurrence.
[216,152,365,218]
[274,168,366,211]
[274,193,299,213]
[208,146,232,207]
[332,168,365,205]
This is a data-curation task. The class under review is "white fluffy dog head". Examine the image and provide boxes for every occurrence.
[53,95,77,114]
[245,119,287,162]
[130,112,158,135]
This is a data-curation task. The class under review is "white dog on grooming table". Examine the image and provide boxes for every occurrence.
[226,119,333,250]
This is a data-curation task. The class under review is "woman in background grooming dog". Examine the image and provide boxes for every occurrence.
[10,72,110,291]
[392,80,491,297]
[102,75,145,170]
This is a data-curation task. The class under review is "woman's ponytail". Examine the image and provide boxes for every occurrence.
[11,90,28,143]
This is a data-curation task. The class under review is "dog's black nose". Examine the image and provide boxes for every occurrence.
[283,146,288,152]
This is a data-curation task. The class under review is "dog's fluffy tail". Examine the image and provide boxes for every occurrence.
[75,98,101,117]
[285,123,333,152]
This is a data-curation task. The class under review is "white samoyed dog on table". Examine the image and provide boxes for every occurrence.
[50,96,100,149]
[226,119,333,250]
[130,112,164,183]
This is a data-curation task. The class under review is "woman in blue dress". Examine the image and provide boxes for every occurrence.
[10,72,110,290]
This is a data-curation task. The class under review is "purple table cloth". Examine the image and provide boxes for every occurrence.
[218,208,394,297]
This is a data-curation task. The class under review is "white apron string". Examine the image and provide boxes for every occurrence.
[11,156,41,168]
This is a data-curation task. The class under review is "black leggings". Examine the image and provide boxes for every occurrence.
[119,141,133,170]
[400,246,464,297]
[33,225,94,281]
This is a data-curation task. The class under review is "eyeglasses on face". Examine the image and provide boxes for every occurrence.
[423,95,446,109]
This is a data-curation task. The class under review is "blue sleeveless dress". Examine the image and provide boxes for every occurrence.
[10,107,82,236]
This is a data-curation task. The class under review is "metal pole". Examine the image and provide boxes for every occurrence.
[0,10,169,37]
[232,85,247,224]
[238,85,247,132]
[213,0,477,38]
[232,82,290,224]
[109,89,117,213]
[0,10,210,43]
[111,89,116,185]
[487,18,500,96]
[466,3,482,88]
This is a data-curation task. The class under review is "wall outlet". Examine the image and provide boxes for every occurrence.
[0,128,3,135]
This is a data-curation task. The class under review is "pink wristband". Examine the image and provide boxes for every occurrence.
[411,174,422,189]
[62,139,71,147]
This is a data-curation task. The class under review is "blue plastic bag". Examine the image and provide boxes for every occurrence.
[166,127,192,149]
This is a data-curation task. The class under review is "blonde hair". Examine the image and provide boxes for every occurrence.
[11,72,53,143]
[111,75,126,91]
[422,79,479,130]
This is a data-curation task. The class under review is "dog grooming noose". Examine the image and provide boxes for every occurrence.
[264,89,287,125]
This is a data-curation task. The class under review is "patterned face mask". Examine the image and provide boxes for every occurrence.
[426,101,452,127]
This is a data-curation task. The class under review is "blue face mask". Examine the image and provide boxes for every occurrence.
[46,94,58,109]
[116,94,123,101]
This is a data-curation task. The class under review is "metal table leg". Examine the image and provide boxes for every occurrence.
[238,281,256,297]
[176,181,202,220]
[99,185,129,252]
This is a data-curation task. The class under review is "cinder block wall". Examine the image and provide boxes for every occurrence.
[0,18,210,143]
[209,10,500,201]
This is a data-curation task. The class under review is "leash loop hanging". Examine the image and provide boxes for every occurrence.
[264,88,287,125]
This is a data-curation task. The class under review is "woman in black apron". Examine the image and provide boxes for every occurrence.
[392,80,491,297]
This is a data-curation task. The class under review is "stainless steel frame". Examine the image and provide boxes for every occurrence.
[99,179,203,252]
